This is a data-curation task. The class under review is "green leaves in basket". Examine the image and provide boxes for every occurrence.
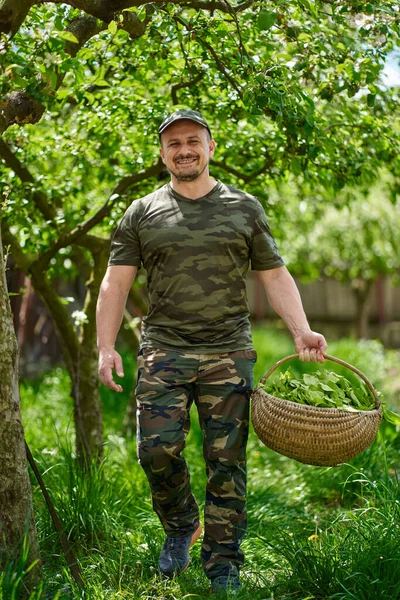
[261,368,376,411]
[261,369,400,425]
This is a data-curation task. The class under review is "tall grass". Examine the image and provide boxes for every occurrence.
[0,537,42,600]
[260,474,400,600]
[10,329,400,599]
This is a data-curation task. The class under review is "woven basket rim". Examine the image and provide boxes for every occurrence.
[252,386,383,416]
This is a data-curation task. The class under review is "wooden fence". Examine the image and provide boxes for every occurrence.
[247,273,400,348]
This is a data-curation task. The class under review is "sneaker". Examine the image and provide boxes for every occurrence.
[158,522,202,577]
[211,574,241,594]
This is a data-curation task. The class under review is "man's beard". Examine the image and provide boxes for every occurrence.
[168,155,208,182]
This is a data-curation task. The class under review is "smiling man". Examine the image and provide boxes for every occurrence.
[96,109,327,593]
[159,111,214,182]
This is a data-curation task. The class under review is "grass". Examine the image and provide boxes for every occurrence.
[6,328,400,600]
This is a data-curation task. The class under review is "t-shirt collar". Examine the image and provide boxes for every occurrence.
[167,180,222,202]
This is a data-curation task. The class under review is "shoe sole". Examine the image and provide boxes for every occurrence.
[179,522,203,574]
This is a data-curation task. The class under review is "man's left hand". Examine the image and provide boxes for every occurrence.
[294,330,327,363]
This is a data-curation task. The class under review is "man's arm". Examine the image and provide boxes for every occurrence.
[255,265,327,362]
[96,265,138,391]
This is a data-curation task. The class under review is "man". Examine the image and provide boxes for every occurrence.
[96,109,327,593]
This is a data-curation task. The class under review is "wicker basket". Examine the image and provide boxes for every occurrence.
[251,353,382,466]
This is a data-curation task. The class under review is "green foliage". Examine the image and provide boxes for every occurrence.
[310,189,400,282]
[2,1,400,214]
[1,1,399,333]
[324,338,388,385]
[99,349,136,432]
[275,177,400,284]
[257,10,278,31]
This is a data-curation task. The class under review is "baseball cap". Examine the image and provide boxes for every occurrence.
[158,109,212,139]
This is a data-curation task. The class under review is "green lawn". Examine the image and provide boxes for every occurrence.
[5,327,400,600]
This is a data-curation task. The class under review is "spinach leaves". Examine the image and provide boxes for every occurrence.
[261,369,400,425]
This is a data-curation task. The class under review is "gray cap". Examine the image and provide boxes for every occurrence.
[158,109,212,139]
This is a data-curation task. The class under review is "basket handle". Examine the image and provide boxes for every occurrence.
[259,353,381,410]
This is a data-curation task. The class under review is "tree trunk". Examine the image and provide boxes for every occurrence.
[120,313,140,437]
[71,248,108,464]
[352,279,373,339]
[71,343,104,463]
[0,226,41,590]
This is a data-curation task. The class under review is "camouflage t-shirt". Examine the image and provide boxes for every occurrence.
[108,181,284,353]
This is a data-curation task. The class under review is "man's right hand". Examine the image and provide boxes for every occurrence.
[98,348,124,392]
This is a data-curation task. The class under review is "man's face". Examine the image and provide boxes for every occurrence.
[159,120,216,182]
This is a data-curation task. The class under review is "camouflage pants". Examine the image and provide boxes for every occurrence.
[135,347,256,579]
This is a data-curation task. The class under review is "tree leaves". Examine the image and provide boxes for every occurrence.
[1,0,399,267]
[57,31,79,44]
[257,10,277,31]
[108,20,118,35]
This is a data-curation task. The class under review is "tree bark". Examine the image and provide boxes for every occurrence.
[71,248,108,464]
[0,0,35,35]
[0,225,41,590]
[120,312,140,437]
[0,91,45,136]
[72,343,104,463]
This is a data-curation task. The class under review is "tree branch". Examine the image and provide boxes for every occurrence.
[77,233,109,253]
[1,220,34,272]
[80,245,108,347]
[163,0,254,11]
[0,137,57,220]
[31,0,256,20]
[1,133,162,268]
[171,73,203,105]
[0,92,46,136]
[35,160,163,267]
[0,0,35,35]
[172,12,243,96]
[0,0,254,132]
[323,122,366,132]
[30,261,80,366]
[112,159,163,195]
[63,15,104,57]
[1,0,257,37]
[195,34,243,98]
[221,0,248,63]
[210,156,274,182]
[1,219,79,365]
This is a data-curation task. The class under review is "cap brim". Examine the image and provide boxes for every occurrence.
[158,116,212,138]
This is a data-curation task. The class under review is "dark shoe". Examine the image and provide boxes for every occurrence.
[158,522,202,577]
[211,574,241,594]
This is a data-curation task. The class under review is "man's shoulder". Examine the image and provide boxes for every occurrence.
[217,182,262,210]
[124,184,169,217]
